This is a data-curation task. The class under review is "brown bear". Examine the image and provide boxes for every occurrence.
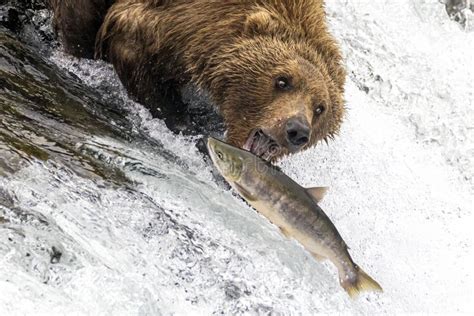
[50,0,346,160]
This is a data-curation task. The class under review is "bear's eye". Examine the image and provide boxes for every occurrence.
[275,76,292,91]
[315,105,325,116]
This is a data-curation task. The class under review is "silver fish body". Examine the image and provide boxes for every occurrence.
[207,137,382,298]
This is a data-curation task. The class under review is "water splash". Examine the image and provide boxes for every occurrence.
[1,0,473,314]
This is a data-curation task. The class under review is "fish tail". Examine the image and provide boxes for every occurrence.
[341,266,383,299]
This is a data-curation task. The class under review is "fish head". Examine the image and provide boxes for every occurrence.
[207,137,249,181]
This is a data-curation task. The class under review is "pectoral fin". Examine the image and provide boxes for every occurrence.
[306,186,329,203]
[310,252,327,262]
[233,183,257,201]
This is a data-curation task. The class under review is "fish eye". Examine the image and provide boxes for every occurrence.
[216,151,224,159]
[275,76,292,91]
[315,105,325,116]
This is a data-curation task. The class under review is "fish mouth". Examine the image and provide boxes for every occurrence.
[242,129,281,161]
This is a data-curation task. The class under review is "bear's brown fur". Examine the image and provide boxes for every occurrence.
[51,0,346,159]
[50,0,114,58]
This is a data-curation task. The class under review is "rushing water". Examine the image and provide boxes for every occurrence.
[1,0,473,314]
[0,7,342,314]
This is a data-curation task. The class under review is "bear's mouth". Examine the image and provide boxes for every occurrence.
[243,129,281,161]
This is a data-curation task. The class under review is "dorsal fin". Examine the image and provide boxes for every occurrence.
[306,186,329,203]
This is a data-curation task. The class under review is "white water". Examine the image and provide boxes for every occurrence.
[1,0,473,314]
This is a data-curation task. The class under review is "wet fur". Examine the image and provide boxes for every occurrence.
[50,0,346,156]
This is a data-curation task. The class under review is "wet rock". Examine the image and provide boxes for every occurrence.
[0,0,54,44]
[50,246,62,264]
[223,281,242,300]
[442,0,474,29]
[0,4,24,33]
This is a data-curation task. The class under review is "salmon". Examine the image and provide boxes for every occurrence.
[207,137,382,298]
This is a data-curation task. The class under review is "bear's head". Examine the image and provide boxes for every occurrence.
[200,8,346,160]
[209,34,345,160]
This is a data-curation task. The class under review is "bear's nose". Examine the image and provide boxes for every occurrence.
[285,117,311,149]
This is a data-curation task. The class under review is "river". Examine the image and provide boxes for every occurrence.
[1,0,473,314]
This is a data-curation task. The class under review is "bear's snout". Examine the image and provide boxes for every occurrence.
[285,116,311,151]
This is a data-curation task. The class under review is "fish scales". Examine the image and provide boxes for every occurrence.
[207,137,382,298]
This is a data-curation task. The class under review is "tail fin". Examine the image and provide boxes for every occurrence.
[341,267,383,299]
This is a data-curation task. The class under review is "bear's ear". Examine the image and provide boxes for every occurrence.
[243,10,279,36]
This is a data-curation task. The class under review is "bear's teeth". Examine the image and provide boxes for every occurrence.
[243,128,280,161]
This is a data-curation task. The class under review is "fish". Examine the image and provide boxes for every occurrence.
[207,136,382,298]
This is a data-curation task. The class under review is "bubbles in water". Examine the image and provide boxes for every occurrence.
[1,0,473,314]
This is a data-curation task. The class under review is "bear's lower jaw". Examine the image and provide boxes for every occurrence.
[242,129,281,161]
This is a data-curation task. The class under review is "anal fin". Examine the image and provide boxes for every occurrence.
[279,226,291,239]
